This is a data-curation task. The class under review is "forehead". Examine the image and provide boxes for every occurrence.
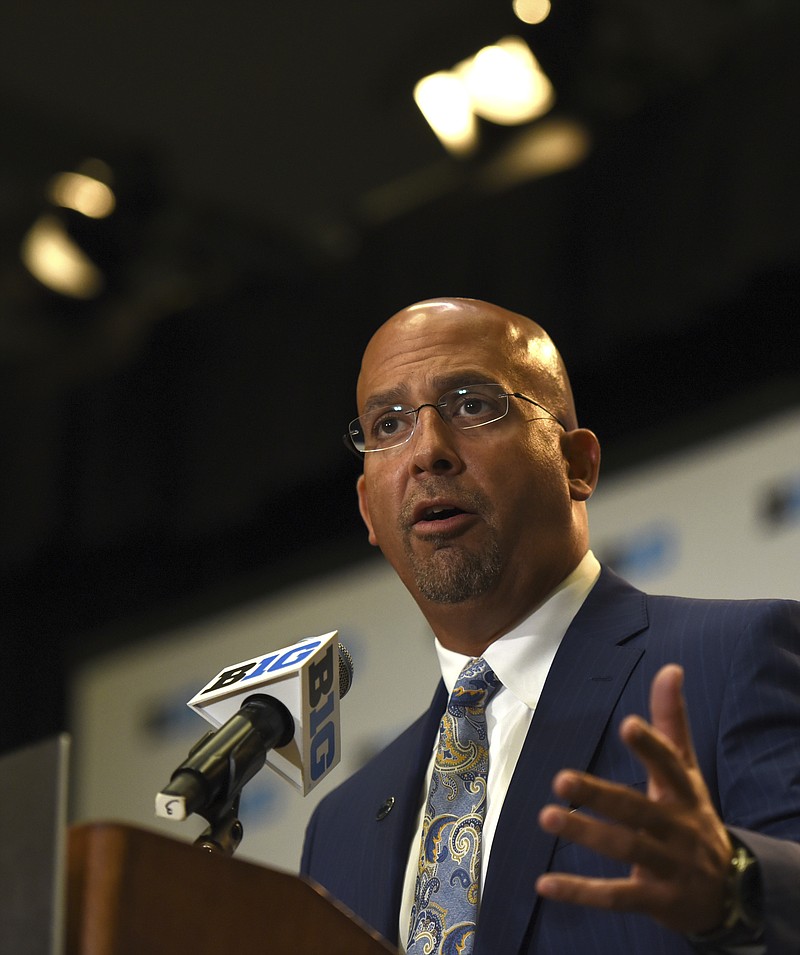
[357,308,530,410]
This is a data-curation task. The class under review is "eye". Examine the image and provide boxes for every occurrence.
[459,396,492,417]
[370,406,414,443]
[449,388,504,424]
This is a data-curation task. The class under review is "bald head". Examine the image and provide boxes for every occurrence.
[357,298,579,431]
[353,296,600,651]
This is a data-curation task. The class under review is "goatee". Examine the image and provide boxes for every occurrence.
[404,534,502,604]
[400,483,501,603]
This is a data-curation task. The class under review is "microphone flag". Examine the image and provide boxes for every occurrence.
[186,630,343,797]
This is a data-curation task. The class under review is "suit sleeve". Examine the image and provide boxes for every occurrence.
[714,599,800,955]
[300,802,318,876]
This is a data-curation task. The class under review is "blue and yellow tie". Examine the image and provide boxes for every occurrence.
[407,657,501,955]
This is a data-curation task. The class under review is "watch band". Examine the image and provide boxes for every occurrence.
[687,837,763,948]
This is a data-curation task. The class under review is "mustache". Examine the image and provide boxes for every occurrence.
[400,481,492,527]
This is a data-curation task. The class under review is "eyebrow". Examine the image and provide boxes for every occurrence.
[361,371,497,415]
[361,388,407,416]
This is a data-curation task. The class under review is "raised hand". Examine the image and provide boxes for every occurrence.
[536,664,733,935]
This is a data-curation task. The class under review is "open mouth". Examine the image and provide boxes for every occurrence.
[421,505,465,522]
[407,495,479,534]
[410,501,475,532]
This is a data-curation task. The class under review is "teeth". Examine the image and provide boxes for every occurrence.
[424,505,457,520]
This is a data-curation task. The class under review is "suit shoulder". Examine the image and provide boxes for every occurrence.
[643,590,800,630]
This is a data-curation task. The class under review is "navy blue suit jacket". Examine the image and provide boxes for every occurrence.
[301,567,800,953]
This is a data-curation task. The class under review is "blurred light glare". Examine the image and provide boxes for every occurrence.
[460,37,554,125]
[513,0,551,25]
[479,118,591,191]
[414,71,478,155]
[21,215,105,299]
[48,171,116,219]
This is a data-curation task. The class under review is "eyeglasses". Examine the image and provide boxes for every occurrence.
[345,382,567,454]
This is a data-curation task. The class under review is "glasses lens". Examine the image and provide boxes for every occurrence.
[445,385,508,430]
[348,420,366,453]
[351,405,415,452]
[347,385,513,453]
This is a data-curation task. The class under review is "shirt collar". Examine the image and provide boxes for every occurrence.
[435,550,601,706]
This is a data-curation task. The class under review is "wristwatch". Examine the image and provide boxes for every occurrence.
[719,840,762,933]
[688,835,763,948]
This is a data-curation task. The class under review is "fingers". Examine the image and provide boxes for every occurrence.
[538,768,731,933]
[647,664,697,767]
[535,872,671,916]
[619,714,699,804]
[540,771,692,873]
[543,664,707,827]
[536,872,635,909]
[534,869,719,933]
[539,799,677,877]
[546,769,673,836]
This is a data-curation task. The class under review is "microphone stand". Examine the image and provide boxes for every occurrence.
[162,694,294,857]
[194,791,245,857]
[158,643,354,856]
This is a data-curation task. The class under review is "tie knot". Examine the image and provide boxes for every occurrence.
[450,657,501,711]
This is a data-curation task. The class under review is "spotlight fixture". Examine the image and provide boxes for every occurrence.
[414,37,554,156]
[20,158,117,300]
[21,213,105,299]
[512,0,551,26]
[414,71,478,156]
[457,37,554,126]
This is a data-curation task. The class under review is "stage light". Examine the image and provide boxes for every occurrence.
[512,0,551,25]
[19,158,121,300]
[413,71,478,155]
[458,37,553,125]
[47,170,116,219]
[414,37,554,156]
[20,214,105,299]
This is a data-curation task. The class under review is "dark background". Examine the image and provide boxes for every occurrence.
[2,0,799,754]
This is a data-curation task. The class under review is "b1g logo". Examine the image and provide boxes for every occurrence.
[190,633,341,794]
[306,645,337,782]
[199,638,325,694]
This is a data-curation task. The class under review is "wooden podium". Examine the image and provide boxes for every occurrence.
[67,822,398,955]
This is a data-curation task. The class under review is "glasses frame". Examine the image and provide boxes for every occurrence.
[343,383,567,456]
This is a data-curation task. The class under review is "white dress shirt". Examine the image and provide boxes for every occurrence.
[398,551,602,950]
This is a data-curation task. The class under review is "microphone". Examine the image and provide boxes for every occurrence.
[156,632,353,823]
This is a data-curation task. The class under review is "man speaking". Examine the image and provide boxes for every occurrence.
[301,298,800,954]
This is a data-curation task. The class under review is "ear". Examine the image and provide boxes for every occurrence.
[561,428,601,502]
[356,473,379,546]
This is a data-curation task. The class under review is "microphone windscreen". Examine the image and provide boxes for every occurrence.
[337,643,354,699]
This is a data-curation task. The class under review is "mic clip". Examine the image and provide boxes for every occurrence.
[159,694,294,857]
[193,793,245,857]
[185,728,245,857]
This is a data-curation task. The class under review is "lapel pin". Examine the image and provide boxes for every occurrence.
[376,796,395,821]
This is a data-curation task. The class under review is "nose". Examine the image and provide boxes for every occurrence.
[408,404,464,476]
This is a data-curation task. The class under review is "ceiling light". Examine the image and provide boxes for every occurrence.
[512,0,551,25]
[413,71,478,156]
[458,37,554,126]
[21,214,105,299]
[47,171,116,219]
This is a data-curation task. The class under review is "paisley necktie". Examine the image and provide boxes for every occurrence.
[406,657,501,955]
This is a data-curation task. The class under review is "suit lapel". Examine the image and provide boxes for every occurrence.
[476,569,649,955]
[363,681,447,942]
